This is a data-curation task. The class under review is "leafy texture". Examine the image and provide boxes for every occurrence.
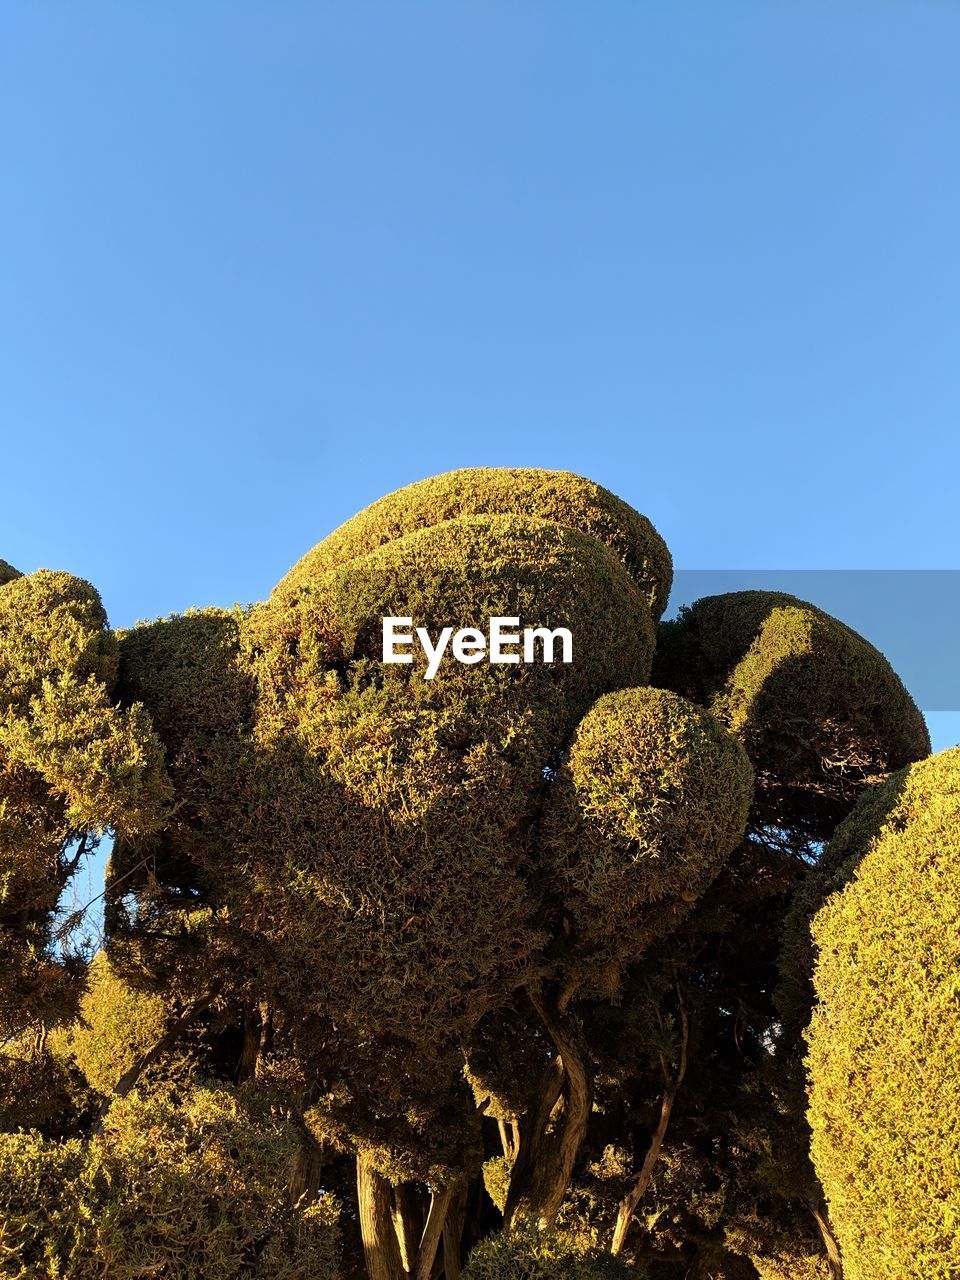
[0,1084,341,1280]
[807,747,960,1280]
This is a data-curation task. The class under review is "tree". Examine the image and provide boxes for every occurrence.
[0,469,939,1280]
[806,747,960,1280]
[0,566,169,1123]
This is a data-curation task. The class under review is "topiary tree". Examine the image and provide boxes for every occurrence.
[806,747,960,1280]
[653,590,928,849]
[5,468,937,1280]
[0,566,169,1123]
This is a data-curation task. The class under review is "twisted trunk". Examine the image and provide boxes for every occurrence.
[503,986,593,1228]
[414,1181,455,1280]
[356,1156,459,1280]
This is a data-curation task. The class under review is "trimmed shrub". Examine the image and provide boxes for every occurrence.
[54,951,170,1095]
[463,1223,638,1279]
[653,591,929,843]
[541,687,753,993]
[0,1084,341,1279]
[287,466,673,618]
[806,747,960,1279]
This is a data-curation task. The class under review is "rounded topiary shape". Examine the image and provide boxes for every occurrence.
[109,608,254,914]
[233,514,656,1045]
[806,747,960,1280]
[463,1224,634,1279]
[483,1154,515,1214]
[288,466,673,618]
[653,591,929,843]
[541,686,753,994]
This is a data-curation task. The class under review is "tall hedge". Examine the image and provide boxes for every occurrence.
[806,747,960,1279]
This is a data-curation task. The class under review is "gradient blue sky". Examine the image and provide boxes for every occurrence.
[2,3,958,750]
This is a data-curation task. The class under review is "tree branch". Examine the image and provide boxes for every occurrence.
[611,987,689,1256]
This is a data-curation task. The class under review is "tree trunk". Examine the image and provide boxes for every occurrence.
[497,1118,518,1160]
[414,1182,455,1280]
[503,987,593,1229]
[357,1154,406,1280]
[443,1179,468,1280]
[288,1128,323,1207]
[611,992,688,1256]
[810,1201,844,1280]
[237,1004,263,1083]
[392,1184,422,1275]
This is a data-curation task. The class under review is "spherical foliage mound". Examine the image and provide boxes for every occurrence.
[229,510,657,1047]
[541,686,753,992]
[0,1084,342,1280]
[654,591,929,840]
[463,1224,635,1280]
[284,466,673,618]
[806,746,960,1280]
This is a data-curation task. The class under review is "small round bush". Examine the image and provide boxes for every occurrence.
[56,951,170,1095]
[541,686,753,992]
[463,1223,638,1279]
[653,591,929,841]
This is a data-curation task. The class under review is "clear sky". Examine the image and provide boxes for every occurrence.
[2,3,958,750]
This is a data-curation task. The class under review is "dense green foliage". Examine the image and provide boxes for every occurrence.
[807,748,960,1279]
[0,1084,341,1279]
[0,469,943,1279]
[654,590,929,844]
[294,467,674,618]
[542,686,753,995]
[0,567,168,1075]
[463,1224,637,1280]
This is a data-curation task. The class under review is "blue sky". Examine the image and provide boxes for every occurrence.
[2,3,958,753]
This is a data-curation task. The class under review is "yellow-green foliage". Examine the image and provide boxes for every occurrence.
[464,1005,550,1122]
[541,687,753,994]
[306,1046,484,1186]
[55,952,169,1095]
[231,505,656,1048]
[806,747,960,1280]
[0,570,168,1038]
[291,466,673,618]
[112,607,252,888]
[751,1251,831,1280]
[0,1038,94,1135]
[483,1154,514,1214]
[463,1223,636,1279]
[654,592,928,840]
[0,1084,341,1279]
[0,570,168,845]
